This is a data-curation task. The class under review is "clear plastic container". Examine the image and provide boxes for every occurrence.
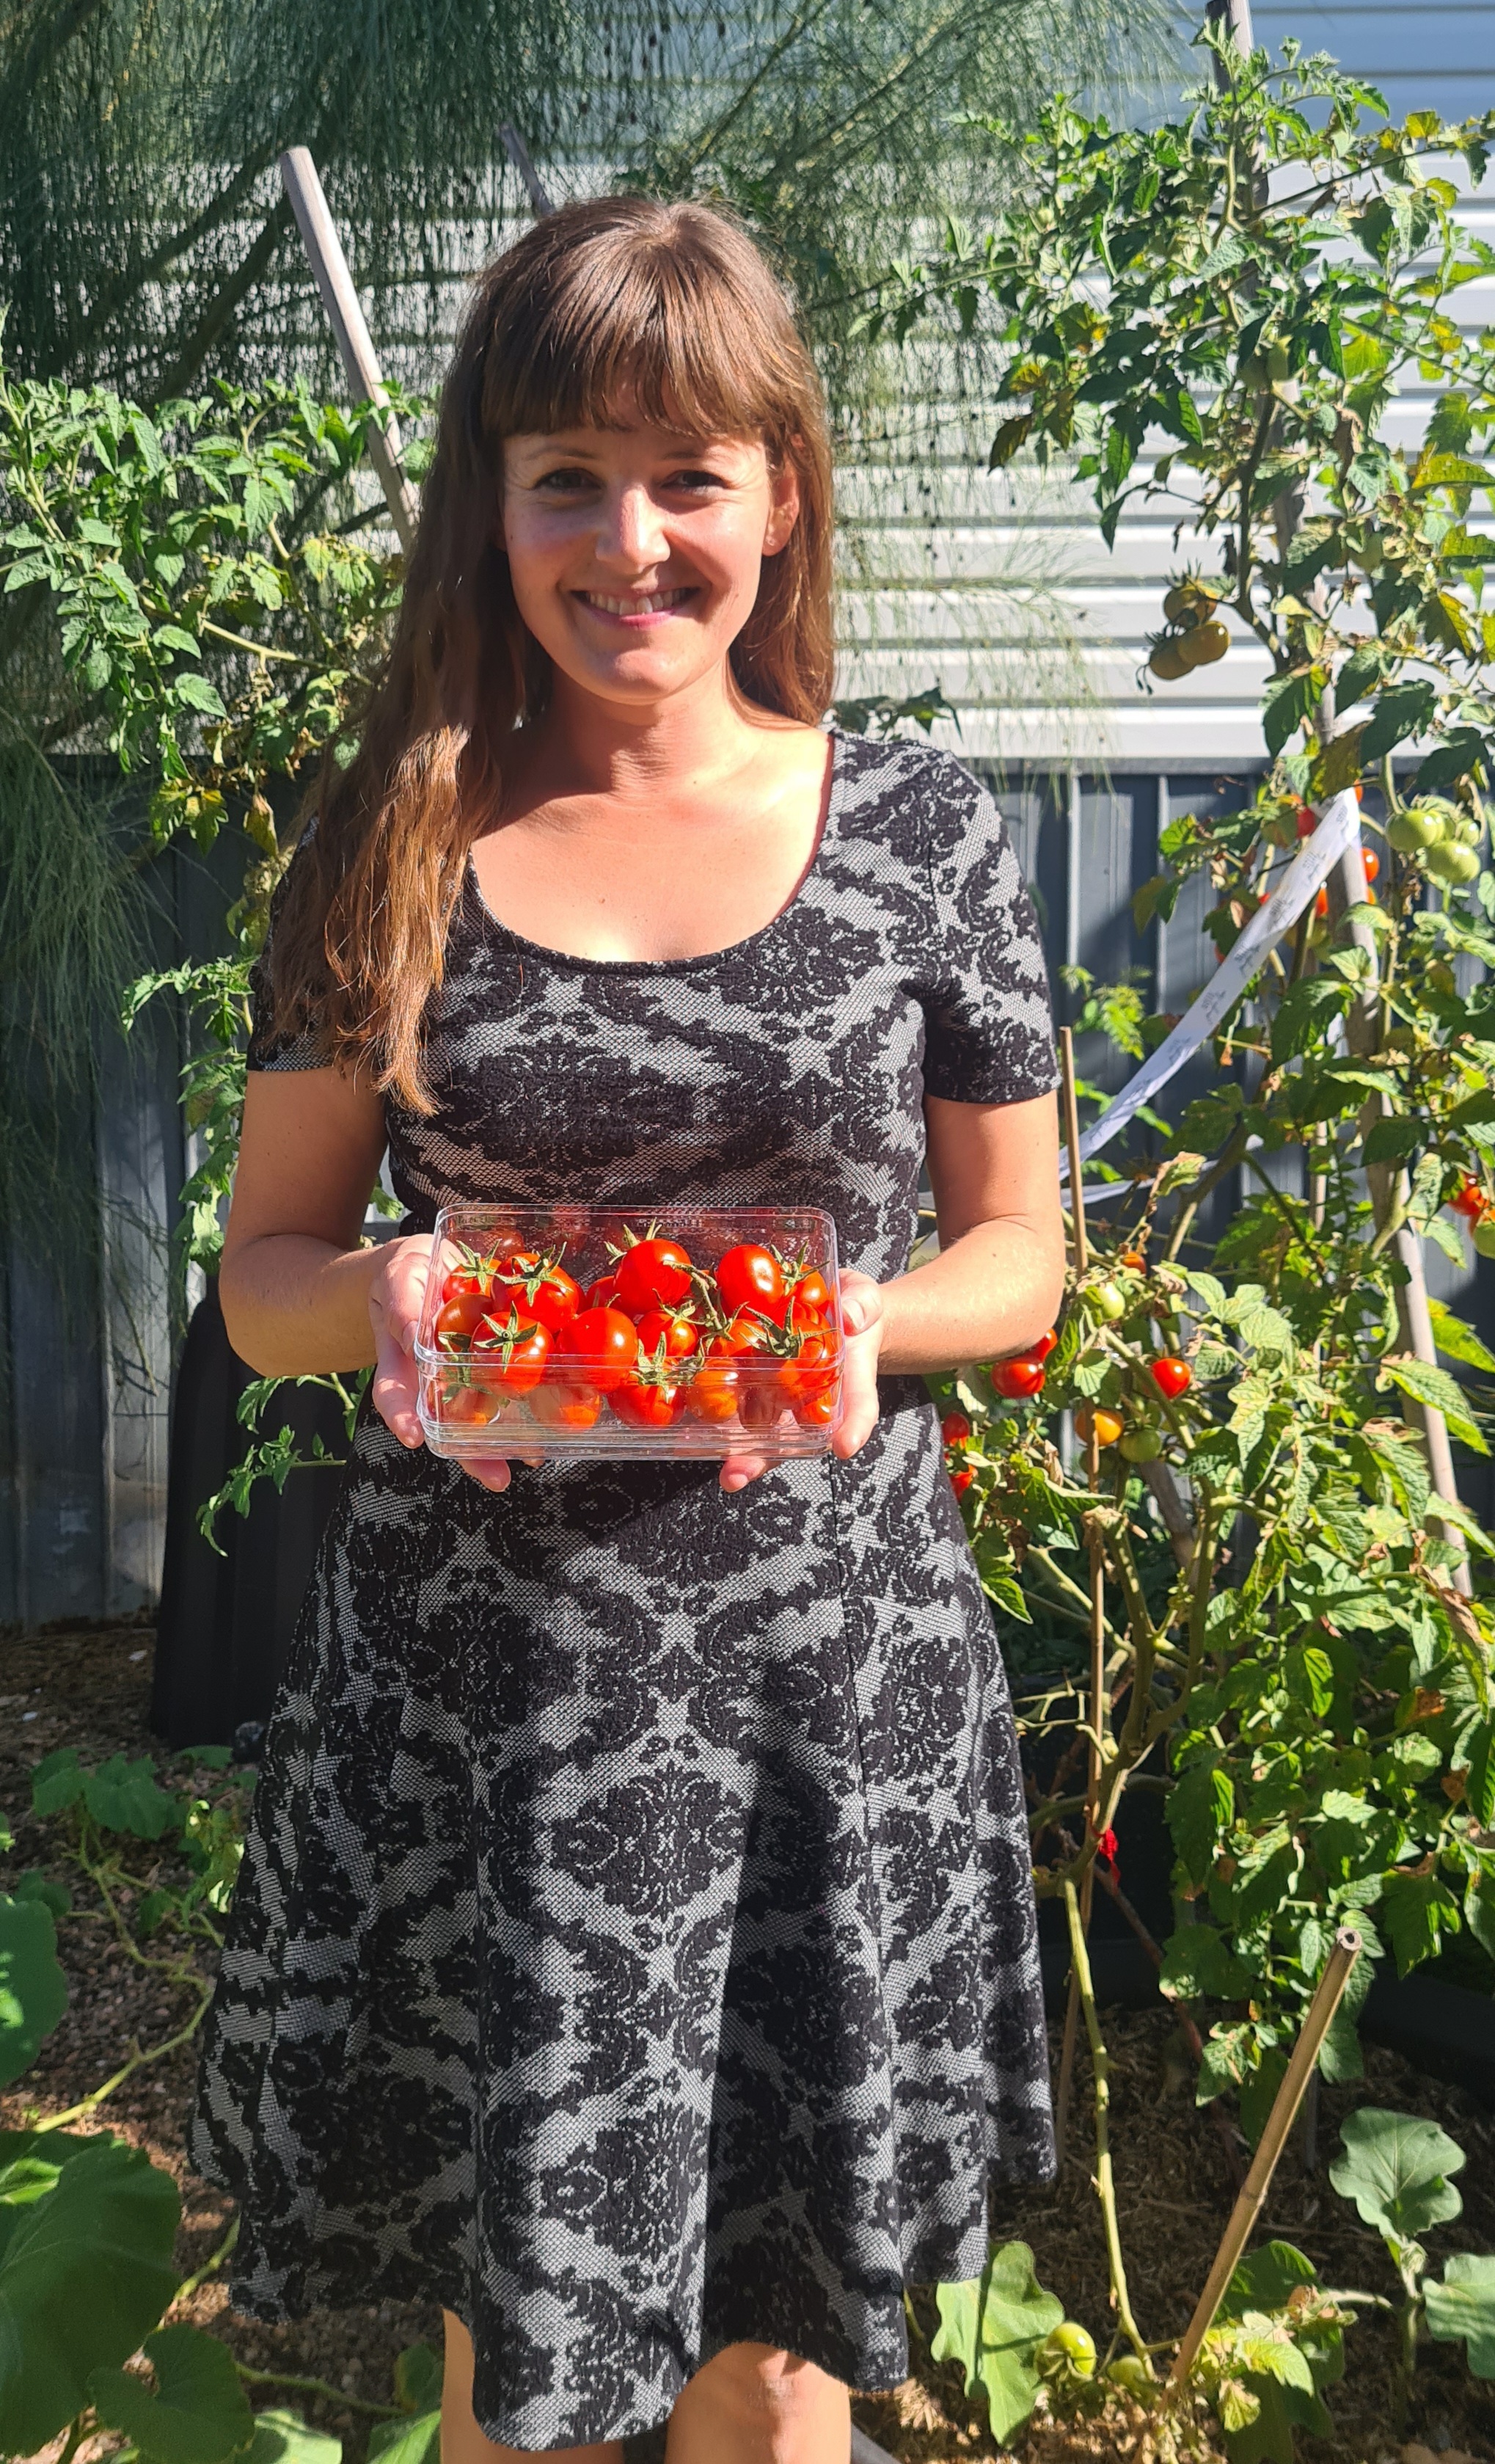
[414,1204,844,1461]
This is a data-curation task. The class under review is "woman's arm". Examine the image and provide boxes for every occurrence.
[819,1089,1065,1474]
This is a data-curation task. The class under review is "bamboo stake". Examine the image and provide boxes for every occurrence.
[1053,1027,1104,2165]
[1168,1927,1362,2390]
[278,147,420,552]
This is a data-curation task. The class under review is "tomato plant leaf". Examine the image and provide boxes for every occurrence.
[246,2411,343,2464]
[1427,1297,1495,1374]
[1168,1762,1235,1889]
[1158,1924,1253,2002]
[1329,2107,1465,2242]
[367,2413,439,2464]
[393,2347,443,2415]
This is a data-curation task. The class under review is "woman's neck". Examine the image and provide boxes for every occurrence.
[511,663,798,812]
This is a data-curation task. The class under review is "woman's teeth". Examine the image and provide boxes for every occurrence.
[584,588,691,615]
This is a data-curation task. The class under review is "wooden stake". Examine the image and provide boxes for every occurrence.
[1168,1928,1361,2390]
[1053,1026,1104,2165]
[278,147,420,552]
[500,122,555,217]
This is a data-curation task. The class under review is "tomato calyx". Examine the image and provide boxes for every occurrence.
[489,1245,581,1336]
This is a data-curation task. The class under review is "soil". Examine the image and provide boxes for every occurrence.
[4,1622,1494,2464]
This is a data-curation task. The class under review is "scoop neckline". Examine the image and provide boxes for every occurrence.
[463,726,847,977]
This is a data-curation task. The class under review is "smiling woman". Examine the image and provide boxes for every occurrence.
[191,195,1066,2464]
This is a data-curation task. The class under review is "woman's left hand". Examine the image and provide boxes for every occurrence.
[719,1270,885,1492]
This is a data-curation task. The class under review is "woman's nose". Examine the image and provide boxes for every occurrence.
[597,483,668,569]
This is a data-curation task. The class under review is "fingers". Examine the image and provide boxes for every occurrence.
[719,1452,769,1492]
[460,1455,513,1493]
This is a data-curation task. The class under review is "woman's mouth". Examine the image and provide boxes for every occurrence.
[579,587,694,621]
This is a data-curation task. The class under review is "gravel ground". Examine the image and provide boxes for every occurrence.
[4,1622,1494,2464]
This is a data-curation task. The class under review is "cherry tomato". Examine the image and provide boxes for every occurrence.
[1452,1178,1489,1222]
[942,1411,971,1446]
[1076,1404,1124,1448]
[560,1305,640,1393]
[716,1313,774,1360]
[737,1379,787,1434]
[1295,803,1316,838]
[470,1305,551,1396]
[715,1242,787,1324]
[442,1264,493,1304]
[788,1266,832,1319]
[635,1307,701,1362]
[610,1374,687,1430]
[1033,1327,1058,1359]
[435,1291,496,1349]
[442,1379,504,1426]
[950,1465,975,1495]
[1315,885,1329,919]
[992,1355,1046,1400]
[615,1236,694,1314]
[794,1389,838,1431]
[1149,1356,1193,1399]
[1119,1250,1146,1271]
[585,1272,620,1310]
[1363,850,1381,884]
[491,1255,581,1338]
[528,1379,603,1432]
[782,1326,840,1404]
[684,1349,742,1424]
[1354,781,1364,803]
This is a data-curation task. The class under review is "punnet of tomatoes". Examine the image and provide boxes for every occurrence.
[414,1203,847,1461]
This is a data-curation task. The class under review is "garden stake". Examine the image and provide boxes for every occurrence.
[1167,1926,1362,2391]
[278,147,420,551]
[1063,1878,1149,2361]
[1054,1027,1105,2168]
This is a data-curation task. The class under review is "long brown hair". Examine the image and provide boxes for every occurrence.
[266,194,836,1111]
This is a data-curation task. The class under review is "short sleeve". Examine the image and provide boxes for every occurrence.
[245,826,329,1072]
[918,757,1060,1105]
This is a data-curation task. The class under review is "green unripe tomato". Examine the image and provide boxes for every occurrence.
[1086,1280,1127,1323]
[1474,1217,1495,1260]
[1388,808,1439,853]
[1120,1426,1164,1462]
[1266,340,1290,382]
[1105,2354,1157,2396]
[1452,812,1481,847]
[1039,2322,1098,2382]
[1426,841,1480,885]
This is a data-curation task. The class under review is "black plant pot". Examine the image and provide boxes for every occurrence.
[150,1283,348,1751]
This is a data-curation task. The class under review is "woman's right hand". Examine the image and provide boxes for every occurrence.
[367,1233,440,1450]
[366,1233,516,1492]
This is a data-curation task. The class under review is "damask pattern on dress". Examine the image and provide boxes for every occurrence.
[191,732,1060,2452]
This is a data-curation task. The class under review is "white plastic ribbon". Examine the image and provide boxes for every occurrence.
[1058,788,1363,1184]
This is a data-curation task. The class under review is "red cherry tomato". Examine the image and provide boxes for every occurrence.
[585,1272,620,1310]
[1362,850,1381,884]
[950,1465,975,1495]
[717,1313,773,1359]
[1295,803,1316,838]
[1315,886,1329,919]
[1149,1356,1193,1399]
[783,1325,840,1404]
[442,1263,493,1304]
[991,1355,1046,1400]
[435,1291,496,1349]
[942,1411,971,1446]
[608,1379,690,1439]
[1452,1178,1489,1222]
[789,1266,832,1319]
[615,1236,694,1315]
[715,1243,787,1324]
[794,1388,838,1431]
[560,1306,640,1394]
[1033,1327,1058,1360]
[491,1256,581,1338]
[442,1379,504,1426]
[635,1307,701,1362]
[736,1380,787,1434]
[528,1379,603,1432]
[684,1348,742,1424]
[469,1305,551,1396]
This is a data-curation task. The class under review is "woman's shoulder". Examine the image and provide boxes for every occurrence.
[831,728,1004,867]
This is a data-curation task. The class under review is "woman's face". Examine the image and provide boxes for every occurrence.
[500,420,800,714]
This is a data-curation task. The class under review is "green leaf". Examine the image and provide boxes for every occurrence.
[1361,680,1438,764]
[1262,668,1321,759]
[1328,2107,1464,2243]
[1216,2243,1342,2463]
[89,2323,253,2464]
[393,2346,443,2415]
[1381,1870,1461,1976]
[931,2241,1064,2443]
[1363,1116,1421,1165]
[246,2412,343,2464]
[0,2135,180,2454]
[1158,1925,1252,2002]
[81,1754,180,1840]
[0,1895,68,2088]
[14,1871,73,1919]
[0,2155,62,2206]
[1169,1762,1235,1889]
[172,673,228,719]
[1271,974,1349,1066]
[1425,2253,1495,2377]
[368,2413,439,2464]
[32,1748,87,1818]
[1378,1356,1488,1455]
[1428,1297,1495,1374]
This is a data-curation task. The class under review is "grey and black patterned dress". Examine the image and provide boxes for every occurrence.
[190,730,1060,2452]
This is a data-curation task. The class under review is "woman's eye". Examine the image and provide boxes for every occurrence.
[535,467,595,492]
[671,469,725,492]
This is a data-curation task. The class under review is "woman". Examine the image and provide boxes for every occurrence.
[191,196,1065,2463]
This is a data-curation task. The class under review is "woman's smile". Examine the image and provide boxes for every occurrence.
[576,584,698,624]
